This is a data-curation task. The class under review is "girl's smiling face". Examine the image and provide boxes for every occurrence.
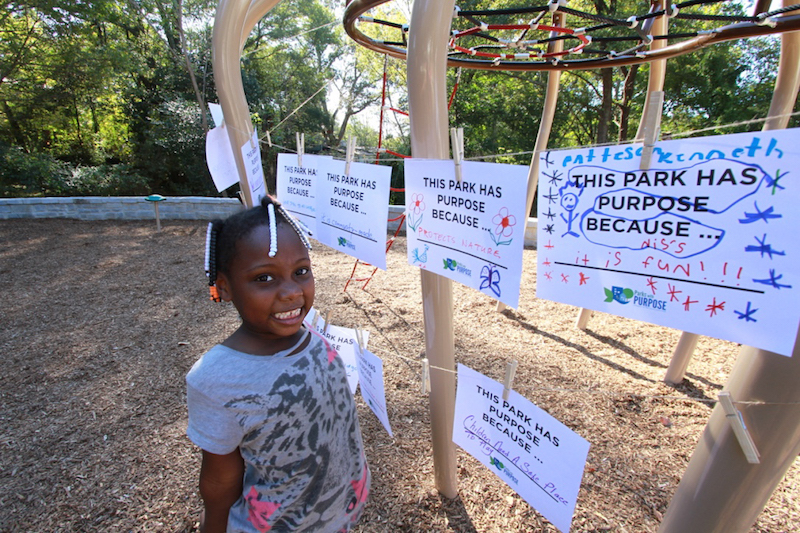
[216,223,315,355]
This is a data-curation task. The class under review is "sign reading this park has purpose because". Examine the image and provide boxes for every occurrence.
[356,347,393,437]
[316,159,392,269]
[242,129,266,204]
[536,129,799,356]
[276,152,331,236]
[453,364,590,533]
[404,159,529,308]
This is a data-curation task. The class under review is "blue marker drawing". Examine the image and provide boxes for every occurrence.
[739,202,782,224]
[479,265,501,298]
[544,188,558,205]
[744,234,785,259]
[753,269,792,290]
[734,301,758,322]
[543,208,557,221]
[559,180,583,238]
[544,169,563,186]
[765,169,787,195]
[411,245,429,265]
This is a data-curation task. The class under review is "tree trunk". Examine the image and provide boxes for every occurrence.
[597,67,614,144]
[176,0,208,132]
[2,100,28,150]
[618,64,639,142]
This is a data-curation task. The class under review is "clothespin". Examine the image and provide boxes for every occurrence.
[323,309,332,336]
[265,130,272,148]
[502,360,519,401]
[344,136,356,176]
[354,328,366,354]
[639,91,664,170]
[310,312,320,332]
[249,129,257,150]
[296,132,305,167]
[450,127,464,183]
[718,391,760,464]
[421,358,430,395]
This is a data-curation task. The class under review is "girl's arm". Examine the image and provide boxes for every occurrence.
[199,448,244,533]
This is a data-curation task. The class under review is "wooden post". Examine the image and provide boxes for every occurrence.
[663,331,699,385]
[407,0,459,499]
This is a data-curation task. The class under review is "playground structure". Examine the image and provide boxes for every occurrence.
[212,0,800,531]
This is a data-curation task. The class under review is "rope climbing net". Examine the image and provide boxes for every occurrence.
[344,0,800,70]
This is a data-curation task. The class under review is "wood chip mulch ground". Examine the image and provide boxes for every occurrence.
[1,219,798,532]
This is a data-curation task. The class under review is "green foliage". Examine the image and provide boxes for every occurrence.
[0,143,71,196]
[0,143,147,196]
[63,164,150,196]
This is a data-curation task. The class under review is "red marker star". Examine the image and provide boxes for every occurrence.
[706,297,725,317]
[667,284,681,302]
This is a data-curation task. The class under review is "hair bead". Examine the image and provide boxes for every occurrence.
[267,202,278,257]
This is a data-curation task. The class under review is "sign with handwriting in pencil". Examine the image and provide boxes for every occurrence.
[453,364,589,533]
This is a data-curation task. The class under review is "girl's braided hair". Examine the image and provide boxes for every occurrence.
[204,195,312,302]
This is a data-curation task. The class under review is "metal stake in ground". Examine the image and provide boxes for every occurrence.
[145,194,166,231]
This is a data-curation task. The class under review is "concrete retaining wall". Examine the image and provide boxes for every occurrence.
[0,196,244,221]
[1,197,538,247]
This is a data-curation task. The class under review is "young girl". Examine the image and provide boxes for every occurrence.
[186,196,370,532]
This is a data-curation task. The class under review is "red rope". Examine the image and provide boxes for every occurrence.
[375,55,388,165]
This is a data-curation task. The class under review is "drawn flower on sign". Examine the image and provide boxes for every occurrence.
[490,207,516,246]
[407,193,426,232]
[410,193,426,214]
[479,264,501,298]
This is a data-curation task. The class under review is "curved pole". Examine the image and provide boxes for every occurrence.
[658,4,800,530]
[213,0,279,208]
[407,0,459,499]
[497,12,565,313]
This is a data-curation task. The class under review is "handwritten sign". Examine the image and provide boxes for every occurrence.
[404,159,529,308]
[305,311,365,396]
[356,347,393,437]
[316,159,392,269]
[277,153,331,236]
[241,129,266,204]
[537,129,800,356]
[453,364,589,533]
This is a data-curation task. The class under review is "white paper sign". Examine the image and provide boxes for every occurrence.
[208,102,224,128]
[356,347,393,437]
[316,159,392,269]
[205,124,240,192]
[241,129,266,204]
[537,128,800,356]
[453,364,589,533]
[404,159,529,308]
[277,153,330,237]
[305,312,365,396]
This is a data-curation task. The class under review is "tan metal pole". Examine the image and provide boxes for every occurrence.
[407,0,459,499]
[213,0,277,208]
[658,13,800,531]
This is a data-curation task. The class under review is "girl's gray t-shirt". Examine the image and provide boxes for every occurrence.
[186,328,370,532]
